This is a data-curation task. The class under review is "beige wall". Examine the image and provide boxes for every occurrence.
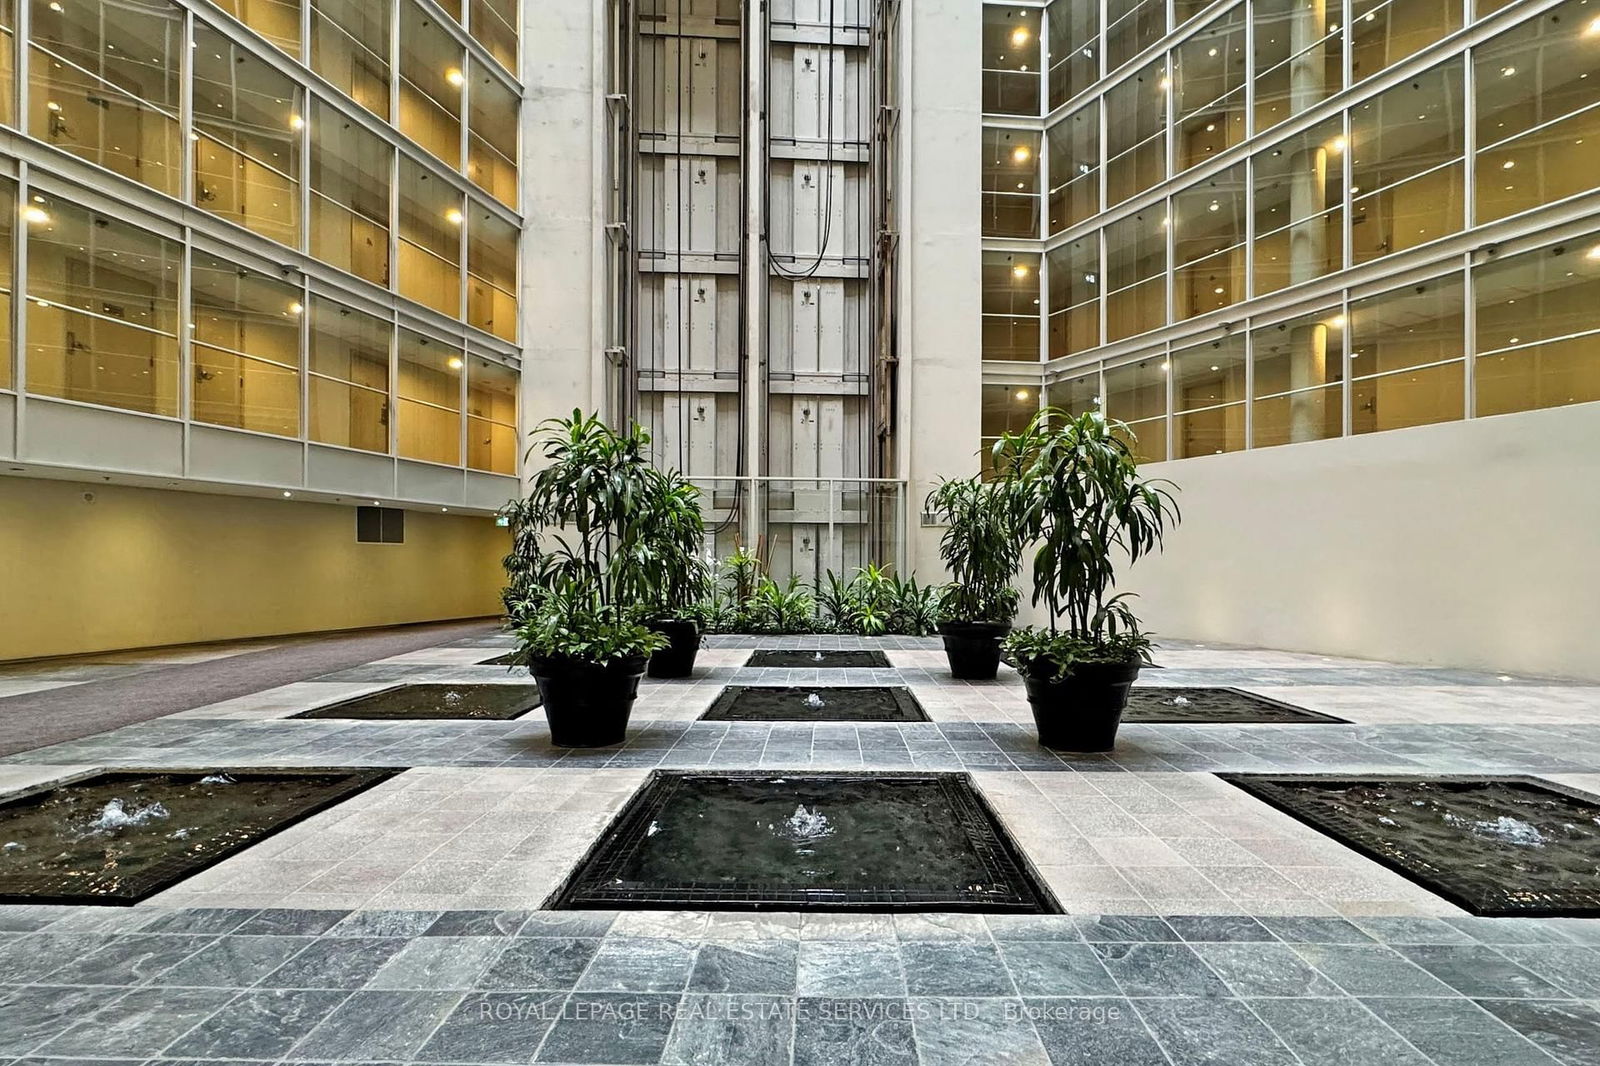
[0,476,507,661]
[1053,401,1600,681]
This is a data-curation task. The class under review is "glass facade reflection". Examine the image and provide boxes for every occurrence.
[982,0,1600,462]
[0,0,522,480]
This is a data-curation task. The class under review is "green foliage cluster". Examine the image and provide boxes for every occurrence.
[694,557,938,637]
[923,475,1023,625]
[500,412,709,666]
[994,409,1180,678]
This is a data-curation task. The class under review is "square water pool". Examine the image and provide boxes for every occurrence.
[702,685,928,722]
[745,650,892,668]
[0,768,399,904]
[1223,774,1600,917]
[293,683,541,720]
[552,771,1058,913]
[1124,687,1347,724]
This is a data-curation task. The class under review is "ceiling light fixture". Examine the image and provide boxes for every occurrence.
[445,68,465,87]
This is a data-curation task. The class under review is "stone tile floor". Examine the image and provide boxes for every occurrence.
[0,632,1598,1064]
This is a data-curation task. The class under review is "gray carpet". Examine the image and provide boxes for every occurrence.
[0,619,500,757]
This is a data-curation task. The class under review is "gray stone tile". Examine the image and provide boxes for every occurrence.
[415,991,565,1063]
[900,942,1016,997]
[287,990,462,1061]
[1165,915,1276,943]
[476,938,602,990]
[40,934,213,985]
[423,910,532,937]
[1257,916,1374,944]
[1363,997,1561,1066]
[910,998,1049,1066]
[1444,916,1583,946]
[534,992,678,1064]
[577,938,697,993]
[1024,998,1168,1066]
[1356,917,1477,945]
[1071,915,1178,943]
[797,941,906,998]
[234,910,349,937]
[137,909,259,935]
[687,941,797,995]
[0,986,116,1056]
[1250,998,1432,1066]
[1290,943,1459,998]
[1093,942,1231,998]
[159,935,316,988]
[259,937,408,989]
[661,993,792,1066]
[165,989,349,1059]
[365,936,507,990]
[1475,998,1600,1066]
[39,987,237,1058]
[792,998,915,1066]
[1395,945,1568,999]
[1193,942,1342,998]
[1134,997,1297,1066]
[1496,946,1600,998]
[327,910,443,938]
[996,942,1120,997]
[517,913,617,939]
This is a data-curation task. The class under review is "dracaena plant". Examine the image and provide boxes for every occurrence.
[924,475,1022,625]
[502,411,698,665]
[996,408,1179,678]
[626,467,712,621]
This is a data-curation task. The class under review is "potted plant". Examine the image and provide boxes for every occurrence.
[504,411,674,747]
[634,468,711,678]
[924,476,1022,679]
[997,409,1179,751]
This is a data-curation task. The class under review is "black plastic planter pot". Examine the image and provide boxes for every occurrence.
[647,619,702,679]
[936,620,1012,680]
[530,655,647,747]
[1022,661,1142,752]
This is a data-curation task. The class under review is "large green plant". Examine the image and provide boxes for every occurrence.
[503,411,694,665]
[629,467,712,620]
[996,409,1179,676]
[924,476,1022,624]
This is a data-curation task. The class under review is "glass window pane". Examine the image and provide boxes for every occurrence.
[468,205,517,341]
[1173,9,1247,171]
[1351,0,1460,81]
[981,383,1039,441]
[210,0,301,55]
[982,251,1040,362]
[1350,61,1465,265]
[191,252,303,436]
[983,5,1040,116]
[468,69,518,207]
[25,195,181,416]
[0,178,12,390]
[1173,163,1246,319]
[311,0,390,120]
[1253,118,1345,296]
[1048,103,1098,233]
[470,0,518,72]
[311,101,392,286]
[1047,236,1099,358]
[398,329,462,465]
[193,24,302,248]
[1048,372,1100,415]
[1475,1,1600,224]
[1253,0,1341,134]
[1047,0,1098,109]
[308,295,391,451]
[467,354,516,473]
[1349,273,1465,433]
[981,127,1040,238]
[399,157,463,317]
[1172,334,1246,457]
[28,0,182,196]
[1104,357,1166,462]
[400,0,464,167]
[1251,305,1345,447]
[1105,60,1168,206]
[0,0,15,127]
[1105,208,1166,341]
[1475,236,1600,417]
[1106,0,1165,72]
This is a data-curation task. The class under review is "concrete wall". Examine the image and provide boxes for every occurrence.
[899,0,984,579]
[0,476,507,661]
[1067,402,1600,681]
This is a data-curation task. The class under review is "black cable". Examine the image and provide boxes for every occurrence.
[674,0,688,474]
[767,0,838,281]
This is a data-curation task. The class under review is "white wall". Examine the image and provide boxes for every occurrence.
[898,0,984,578]
[1064,402,1600,681]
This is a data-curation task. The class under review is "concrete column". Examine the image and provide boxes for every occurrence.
[742,0,768,546]
[1286,0,1329,442]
